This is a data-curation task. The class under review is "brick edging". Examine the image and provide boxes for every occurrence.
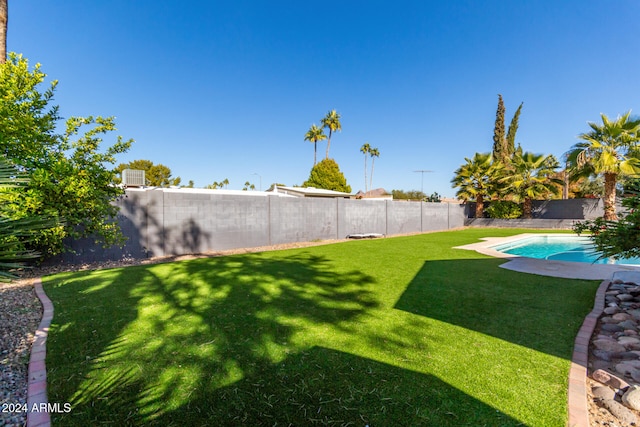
[27,278,52,427]
[567,279,609,427]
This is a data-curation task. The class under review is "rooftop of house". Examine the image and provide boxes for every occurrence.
[267,185,353,198]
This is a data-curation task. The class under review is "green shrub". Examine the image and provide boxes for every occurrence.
[486,201,522,219]
[302,158,351,193]
[574,184,640,259]
[0,54,133,257]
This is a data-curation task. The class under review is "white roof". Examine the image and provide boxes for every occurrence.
[270,186,352,198]
[125,187,275,196]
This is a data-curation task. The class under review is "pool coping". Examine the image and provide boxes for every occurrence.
[455,233,640,281]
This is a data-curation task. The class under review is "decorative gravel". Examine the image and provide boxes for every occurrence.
[0,278,42,427]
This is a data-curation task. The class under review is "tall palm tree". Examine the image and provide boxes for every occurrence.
[321,109,341,159]
[369,147,380,192]
[565,111,640,220]
[0,0,7,64]
[451,152,502,218]
[360,143,370,193]
[304,124,327,166]
[501,151,562,218]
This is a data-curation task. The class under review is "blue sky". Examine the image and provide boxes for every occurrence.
[8,1,640,197]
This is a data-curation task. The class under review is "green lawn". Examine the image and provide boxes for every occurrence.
[43,228,599,426]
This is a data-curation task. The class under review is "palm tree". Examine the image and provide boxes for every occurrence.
[501,151,562,218]
[0,0,7,64]
[320,109,341,159]
[565,111,640,220]
[304,124,327,166]
[451,152,502,218]
[360,143,370,193]
[369,147,380,192]
[0,157,55,281]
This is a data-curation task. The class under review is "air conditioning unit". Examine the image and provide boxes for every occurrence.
[122,169,145,187]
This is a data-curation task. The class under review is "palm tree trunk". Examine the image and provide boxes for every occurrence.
[325,131,332,159]
[313,142,317,165]
[603,172,617,220]
[0,0,7,64]
[363,155,367,194]
[523,198,533,218]
[475,195,484,218]
[369,158,375,192]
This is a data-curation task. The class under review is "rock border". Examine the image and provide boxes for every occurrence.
[568,279,609,426]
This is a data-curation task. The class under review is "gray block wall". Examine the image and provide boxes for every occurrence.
[56,189,595,265]
[269,196,338,244]
[338,199,388,237]
[531,198,603,219]
[466,198,605,219]
[464,218,579,229]
[54,190,468,264]
[386,201,421,235]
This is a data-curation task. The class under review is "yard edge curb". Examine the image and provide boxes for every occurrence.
[27,277,52,427]
[567,278,609,427]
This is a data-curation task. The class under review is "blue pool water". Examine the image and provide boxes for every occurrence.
[491,235,640,266]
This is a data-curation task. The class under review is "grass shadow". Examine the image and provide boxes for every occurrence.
[67,346,522,426]
[44,252,380,425]
[395,258,600,359]
[43,230,598,425]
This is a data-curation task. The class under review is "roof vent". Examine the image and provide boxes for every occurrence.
[122,169,145,187]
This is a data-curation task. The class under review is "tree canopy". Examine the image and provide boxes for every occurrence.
[116,159,181,187]
[499,151,562,218]
[565,111,640,220]
[492,95,507,164]
[391,189,426,200]
[0,53,133,256]
[575,179,640,260]
[302,158,351,193]
[492,95,524,168]
[451,152,502,218]
[320,110,342,159]
[304,124,326,166]
[205,178,229,189]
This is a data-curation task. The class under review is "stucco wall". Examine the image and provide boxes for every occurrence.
[53,189,466,264]
[466,198,604,219]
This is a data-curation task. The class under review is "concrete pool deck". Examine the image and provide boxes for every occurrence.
[455,233,640,280]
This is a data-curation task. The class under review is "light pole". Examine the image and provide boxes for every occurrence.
[413,170,433,195]
[251,173,262,191]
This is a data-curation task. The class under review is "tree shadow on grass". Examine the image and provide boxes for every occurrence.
[43,252,385,426]
[394,258,600,359]
[61,346,522,426]
[42,252,590,425]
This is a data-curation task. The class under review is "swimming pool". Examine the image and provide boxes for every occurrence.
[491,235,640,266]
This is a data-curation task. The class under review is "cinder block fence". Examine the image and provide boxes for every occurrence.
[56,188,466,264]
[53,189,605,265]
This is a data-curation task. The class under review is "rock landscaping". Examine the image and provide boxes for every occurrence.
[589,275,640,426]
[0,278,41,427]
